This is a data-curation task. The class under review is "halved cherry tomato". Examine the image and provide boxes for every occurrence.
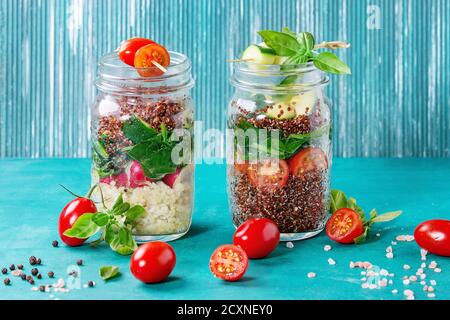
[130,241,176,283]
[233,161,248,174]
[415,220,450,257]
[58,198,97,247]
[134,43,170,77]
[326,208,364,244]
[247,159,289,193]
[234,218,280,259]
[288,147,328,177]
[210,245,248,282]
[118,38,155,66]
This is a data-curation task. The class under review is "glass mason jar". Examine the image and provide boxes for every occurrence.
[227,61,332,241]
[91,51,195,242]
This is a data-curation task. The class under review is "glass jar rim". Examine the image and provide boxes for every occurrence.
[96,51,194,94]
[231,61,329,94]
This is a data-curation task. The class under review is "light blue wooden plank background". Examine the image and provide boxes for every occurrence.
[0,0,449,158]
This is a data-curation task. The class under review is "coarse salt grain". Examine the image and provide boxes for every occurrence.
[416,268,424,275]
[421,263,427,268]
[328,258,336,266]
[324,245,332,252]
[286,242,294,249]
[361,283,369,289]
[396,235,414,242]
[423,285,429,291]
[420,274,427,280]
[391,241,398,245]
[403,279,410,285]
[361,271,366,275]
[388,279,393,285]
[376,233,381,237]
[420,281,426,285]
[409,276,417,282]
[428,293,436,299]
[386,252,394,259]
[361,277,367,282]
[434,268,442,273]
[404,289,414,296]
[428,286,435,292]
[369,284,377,290]
[379,279,388,287]
[392,289,398,294]
[421,249,428,257]
[430,280,437,286]
[307,272,316,278]
[403,264,411,270]
[429,261,437,269]
[349,262,355,269]
[386,246,393,253]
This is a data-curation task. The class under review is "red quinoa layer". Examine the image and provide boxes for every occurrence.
[97,97,185,156]
[230,170,329,233]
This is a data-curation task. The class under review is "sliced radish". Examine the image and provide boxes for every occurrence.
[129,161,155,188]
[163,168,182,188]
[100,172,128,187]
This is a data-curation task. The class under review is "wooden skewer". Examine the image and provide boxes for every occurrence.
[314,41,351,50]
[151,60,168,73]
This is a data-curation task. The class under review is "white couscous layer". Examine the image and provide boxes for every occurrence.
[92,165,194,235]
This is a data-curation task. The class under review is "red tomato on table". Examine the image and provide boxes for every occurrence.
[210,245,248,282]
[130,242,176,283]
[415,220,450,257]
[326,208,364,244]
[233,218,280,259]
[58,198,97,246]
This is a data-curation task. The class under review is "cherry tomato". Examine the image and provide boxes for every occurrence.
[233,161,248,174]
[233,218,280,259]
[288,147,328,177]
[58,198,97,246]
[247,159,289,193]
[118,38,155,66]
[326,208,364,244]
[130,242,176,283]
[210,245,248,282]
[134,43,171,77]
[415,220,450,257]
[129,161,155,188]
[99,172,128,187]
[163,168,182,189]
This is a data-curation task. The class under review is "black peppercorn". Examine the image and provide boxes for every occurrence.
[20,274,26,280]
[48,271,54,278]
[4,278,11,286]
[9,264,15,271]
[17,264,23,270]
[52,240,59,247]
[29,256,37,265]
[37,273,42,279]
[36,258,42,265]
[26,275,32,281]
[31,268,39,276]
[1,268,7,274]
[39,285,45,292]
[28,278,34,285]
[76,259,83,266]
[88,281,95,287]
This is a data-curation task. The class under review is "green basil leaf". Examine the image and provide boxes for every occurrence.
[92,213,109,227]
[111,202,131,216]
[330,190,347,213]
[122,115,158,144]
[347,197,366,222]
[354,227,369,244]
[112,194,124,210]
[258,30,303,56]
[125,205,146,225]
[99,266,120,281]
[297,32,315,52]
[313,52,351,75]
[371,211,402,223]
[281,27,297,38]
[63,213,100,239]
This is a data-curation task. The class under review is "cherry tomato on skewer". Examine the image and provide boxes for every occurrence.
[118,37,156,66]
[134,43,171,77]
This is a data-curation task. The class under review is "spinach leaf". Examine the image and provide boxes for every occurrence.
[122,115,158,144]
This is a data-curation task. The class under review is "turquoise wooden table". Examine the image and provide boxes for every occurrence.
[0,158,449,300]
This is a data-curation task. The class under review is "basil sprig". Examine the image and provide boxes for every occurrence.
[258,28,351,75]
[100,266,121,281]
[64,194,145,255]
[330,190,402,244]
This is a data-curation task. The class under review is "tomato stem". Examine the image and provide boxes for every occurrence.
[86,184,98,199]
[59,184,83,198]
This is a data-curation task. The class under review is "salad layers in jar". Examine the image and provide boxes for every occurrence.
[228,59,332,241]
[92,48,195,242]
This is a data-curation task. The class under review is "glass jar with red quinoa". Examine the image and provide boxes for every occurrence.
[91,51,195,242]
[228,61,332,241]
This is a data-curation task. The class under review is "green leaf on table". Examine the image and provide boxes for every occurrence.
[330,189,348,213]
[92,212,109,227]
[258,30,304,56]
[354,227,369,245]
[100,266,120,281]
[122,115,158,144]
[371,211,402,223]
[63,213,100,239]
[313,52,351,75]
